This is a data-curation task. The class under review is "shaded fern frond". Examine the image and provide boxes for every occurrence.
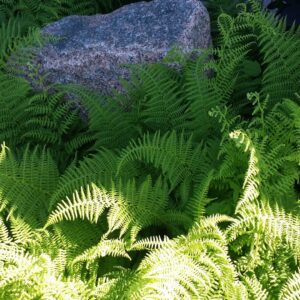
[118,131,205,191]
[0,144,58,226]
[184,170,214,221]
[0,72,90,164]
[60,84,138,150]
[130,63,190,132]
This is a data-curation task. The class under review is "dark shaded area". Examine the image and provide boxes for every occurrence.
[267,0,300,26]
[94,0,153,14]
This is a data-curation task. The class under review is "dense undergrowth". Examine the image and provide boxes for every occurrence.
[0,0,300,299]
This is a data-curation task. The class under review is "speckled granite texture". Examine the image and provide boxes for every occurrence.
[37,0,211,94]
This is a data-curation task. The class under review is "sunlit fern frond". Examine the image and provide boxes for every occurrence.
[49,148,119,210]
[106,176,175,239]
[129,235,171,251]
[0,244,92,299]
[45,183,112,228]
[229,130,261,211]
[279,269,300,300]
[0,217,11,243]
[72,237,131,266]
[243,274,269,300]
[227,199,300,261]
[9,215,45,248]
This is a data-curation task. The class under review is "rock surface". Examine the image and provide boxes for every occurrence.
[36,0,211,94]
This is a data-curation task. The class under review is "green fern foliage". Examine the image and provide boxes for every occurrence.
[0,144,58,226]
[279,269,300,300]
[0,0,299,299]
[0,71,93,168]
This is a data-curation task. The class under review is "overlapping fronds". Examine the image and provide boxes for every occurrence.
[0,244,92,300]
[0,72,91,166]
[279,269,300,300]
[118,131,206,192]
[0,144,58,226]
[60,84,139,150]
[0,0,299,299]
[129,64,190,132]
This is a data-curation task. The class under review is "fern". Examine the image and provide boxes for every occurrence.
[72,237,131,265]
[45,183,112,227]
[227,199,300,258]
[128,64,190,132]
[0,1,299,299]
[61,84,139,150]
[49,148,120,209]
[243,275,269,300]
[47,176,190,242]
[0,71,94,167]
[214,95,299,211]
[229,129,261,210]
[279,269,300,300]
[253,6,300,104]
[227,199,300,298]
[0,243,92,299]
[0,144,58,227]
[118,131,207,192]
[96,215,238,299]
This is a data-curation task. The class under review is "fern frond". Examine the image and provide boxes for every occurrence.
[132,215,237,299]
[184,170,214,221]
[106,176,170,238]
[283,98,300,160]
[129,235,170,251]
[0,144,58,226]
[118,131,205,191]
[60,84,138,150]
[227,199,300,261]
[50,148,119,209]
[229,130,260,211]
[184,50,221,139]
[45,183,112,228]
[258,24,300,104]
[0,245,91,299]
[0,244,37,289]
[0,16,38,63]
[9,215,43,247]
[279,269,300,300]
[72,237,131,265]
[130,63,190,132]
[0,217,11,243]
[0,71,89,162]
[243,275,269,300]
[51,220,103,261]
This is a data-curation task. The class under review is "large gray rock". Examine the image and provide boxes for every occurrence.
[36,0,211,94]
